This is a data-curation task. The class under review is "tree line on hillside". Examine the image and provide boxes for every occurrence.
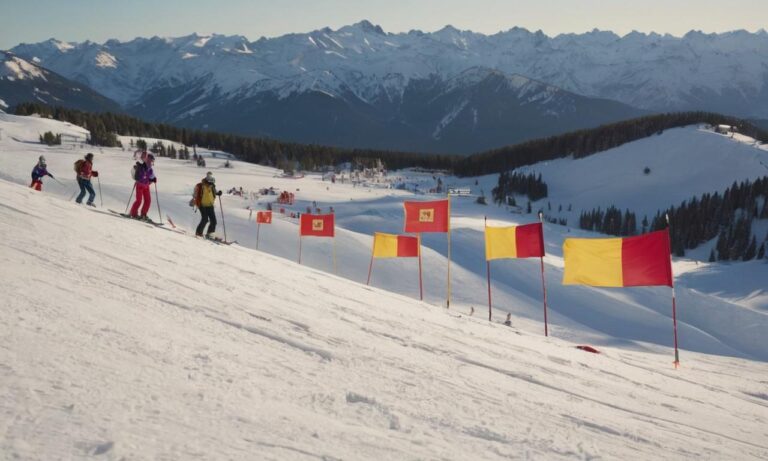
[13,103,457,172]
[16,104,768,179]
[576,177,768,260]
[39,131,61,146]
[128,138,191,159]
[578,206,640,237]
[456,112,768,177]
[491,171,548,203]
[648,177,768,260]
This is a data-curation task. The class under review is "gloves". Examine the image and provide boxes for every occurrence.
[151,178,157,183]
[216,191,223,196]
[92,171,99,177]
[48,173,55,179]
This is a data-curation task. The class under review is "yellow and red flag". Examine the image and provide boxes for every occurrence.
[300,213,334,237]
[372,233,419,258]
[256,211,272,224]
[485,222,544,260]
[563,229,672,287]
[403,199,449,233]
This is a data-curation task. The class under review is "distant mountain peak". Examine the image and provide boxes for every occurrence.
[351,20,385,35]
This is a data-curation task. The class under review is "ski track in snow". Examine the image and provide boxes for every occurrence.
[0,114,767,459]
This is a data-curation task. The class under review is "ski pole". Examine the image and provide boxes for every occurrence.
[96,176,103,207]
[154,182,163,224]
[218,196,228,243]
[125,182,136,213]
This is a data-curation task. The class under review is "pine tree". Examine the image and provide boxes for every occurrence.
[757,242,765,260]
[744,236,757,261]
[708,249,716,262]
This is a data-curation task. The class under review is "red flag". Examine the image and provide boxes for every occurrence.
[485,222,544,260]
[256,211,272,224]
[563,229,673,287]
[372,233,419,258]
[403,199,449,233]
[621,229,673,287]
[300,213,334,237]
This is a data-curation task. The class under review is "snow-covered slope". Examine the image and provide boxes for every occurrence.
[10,24,768,118]
[1,112,767,366]
[4,157,768,459]
[515,125,768,219]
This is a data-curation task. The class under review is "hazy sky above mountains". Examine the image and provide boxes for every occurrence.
[3,0,766,49]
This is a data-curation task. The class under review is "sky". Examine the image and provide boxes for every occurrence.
[2,0,767,49]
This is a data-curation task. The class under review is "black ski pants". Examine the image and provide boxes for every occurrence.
[196,206,217,236]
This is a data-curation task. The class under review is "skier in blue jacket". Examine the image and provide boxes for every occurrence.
[30,155,54,191]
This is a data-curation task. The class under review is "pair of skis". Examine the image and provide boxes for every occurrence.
[199,235,238,246]
[98,209,237,244]
[106,209,186,235]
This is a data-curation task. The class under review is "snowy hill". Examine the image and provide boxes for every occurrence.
[515,125,768,219]
[0,51,121,113]
[0,143,768,460]
[1,112,767,359]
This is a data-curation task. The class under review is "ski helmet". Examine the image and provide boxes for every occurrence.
[38,155,46,166]
[205,172,215,184]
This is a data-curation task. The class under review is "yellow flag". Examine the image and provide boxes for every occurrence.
[485,226,518,260]
[372,233,419,258]
[563,238,623,287]
[373,233,399,258]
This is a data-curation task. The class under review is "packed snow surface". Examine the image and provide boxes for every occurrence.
[1,114,767,459]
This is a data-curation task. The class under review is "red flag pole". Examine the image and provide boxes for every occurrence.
[672,286,680,367]
[485,217,492,321]
[446,194,452,309]
[418,233,423,301]
[666,213,680,368]
[256,222,261,250]
[538,212,549,337]
[367,235,375,285]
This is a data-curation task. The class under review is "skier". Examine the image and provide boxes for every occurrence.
[193,172,222,238]
[130,153,156,220]
[30,155,54,191]
[74,153,99,206]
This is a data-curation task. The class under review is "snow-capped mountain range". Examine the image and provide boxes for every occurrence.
[0,51,120,113]
[8,21,768,152]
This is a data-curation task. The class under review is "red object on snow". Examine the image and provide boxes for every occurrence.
[576,345,601,354]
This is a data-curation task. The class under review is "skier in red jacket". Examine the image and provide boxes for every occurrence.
[75,153,99,206]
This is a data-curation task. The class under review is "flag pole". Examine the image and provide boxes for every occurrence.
[418,233,423,301]
[367,235,375,285]
[485,217,492,321]
[332,234,337,275]
[298,235,302,264]
[256,221,261,250]
[666,213,680,368]
[539,212,549,337]
[446,194,452,309]
[672,286,680,367]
